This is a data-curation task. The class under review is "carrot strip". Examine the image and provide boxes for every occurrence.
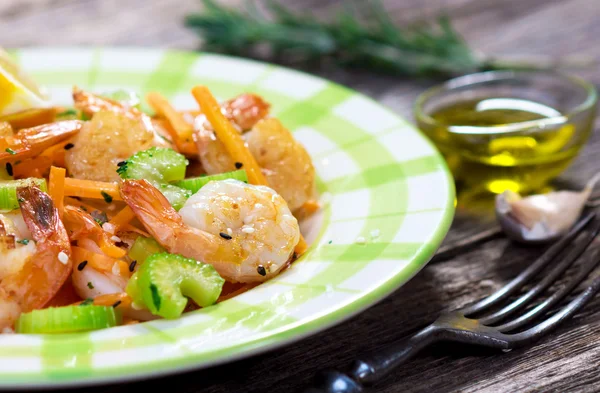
[146,92,198,155]
[108,205,136,232]
[49,166,66,218]
[72,246,130,277]
[191,86,268,185]
[191,85,308,255]
[301,200,320,214]
[12,156,52,179]
[64,197,102,215]
[64,178,122,201]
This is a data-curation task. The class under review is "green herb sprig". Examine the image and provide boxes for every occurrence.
[185,0,592,78]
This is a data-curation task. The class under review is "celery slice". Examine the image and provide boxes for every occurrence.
[174,169,248,194]
[15,305,121,334]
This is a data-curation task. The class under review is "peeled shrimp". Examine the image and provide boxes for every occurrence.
[120,179,300,283]
[0,120,83,164]
[64,110,170,182]
[197,118,315,211]
[0,185,71,329]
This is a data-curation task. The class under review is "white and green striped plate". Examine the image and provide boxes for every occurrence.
[0,47,455,389]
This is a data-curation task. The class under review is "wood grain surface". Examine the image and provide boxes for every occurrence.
[2,1,600,392]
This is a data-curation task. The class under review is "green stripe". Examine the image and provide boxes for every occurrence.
[41,334,93,380]
[277,84,353,130]
[143,51,199,96]
[327,157,441,194]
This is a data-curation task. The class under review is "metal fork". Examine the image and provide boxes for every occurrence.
[303,212,600,393]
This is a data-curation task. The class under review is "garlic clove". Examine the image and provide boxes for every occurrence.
[495,172,600,243]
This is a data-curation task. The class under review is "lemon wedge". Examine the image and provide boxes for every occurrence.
[0,48,50,115]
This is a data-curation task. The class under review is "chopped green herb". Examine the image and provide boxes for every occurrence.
[57,109,78,117]
[80,206,88,212]
[17,197,25,203]
[16,239,29,245]
[80,298,94,306]
[87,282,94,289]
[150,284,161,310]
[91,210,108,226]
[100,191,113,203]
[5,148,15,155]
[328,240,332,244]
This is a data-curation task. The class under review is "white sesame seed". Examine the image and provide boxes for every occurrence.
[271,194,277,203]
[370,229,381,239]
[58,251,69,265]
[355,236,366,245]
[102,223,115,234]
[112,262,120,276]
[131,302,143,310]
[226,228,233,236]
[242,226,255,234]
[110,235,122,243]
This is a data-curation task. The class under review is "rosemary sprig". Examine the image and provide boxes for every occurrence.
[184,0,591,78]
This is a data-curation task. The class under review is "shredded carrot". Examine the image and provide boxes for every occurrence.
[192,86,268,185]
[71,293,131,309]
[72,246,130,277]
[108,205,136,232]
[12,156,52,179]
[64,178,122,201]
[302,200,320,214]
[191,85,308,256]
[146,92,198,155]
[49,166,66,218]
[64,197,103,215]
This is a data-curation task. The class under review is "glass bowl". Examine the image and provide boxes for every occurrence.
[414,70,598,196]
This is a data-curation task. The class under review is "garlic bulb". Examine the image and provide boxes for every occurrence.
[495,173,600,243]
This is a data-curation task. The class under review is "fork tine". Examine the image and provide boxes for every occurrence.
[478,217,600,325]
[461,212,596,317]
[508,273,600,348]
[497,247,600,333]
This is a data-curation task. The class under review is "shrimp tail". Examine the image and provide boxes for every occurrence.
[119,179,184,248]
[1,185,71,311]
[0,120,83,163]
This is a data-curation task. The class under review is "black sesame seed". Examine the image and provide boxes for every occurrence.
[235,162,243,169]
[115,241,127,248]
[77,260,88,271]
[100,191,113,203]
[5,163,12,176]
[117,161,127,167]
[63,143,75,150]
[257,265,267,276]
[112,300,122,308]
[129,260,137,272]
[219,232,232,240]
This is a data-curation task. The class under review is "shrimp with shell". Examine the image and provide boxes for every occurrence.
[120,178,300,283]
[0,185,71,329]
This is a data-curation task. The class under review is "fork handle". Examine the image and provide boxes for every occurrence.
[350,324,440,384]
[304,324,440,393]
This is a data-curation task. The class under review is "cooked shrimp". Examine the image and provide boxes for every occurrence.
[120,179,300,283]
[73,87,139,119]
[0,120,83,164]
[0,186,71,328]
[64,110,169,182]
[71,265,128,300]
[197,118,315,211]
[62,206,126,258]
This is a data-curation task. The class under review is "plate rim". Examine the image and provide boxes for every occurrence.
[0,45,456,389]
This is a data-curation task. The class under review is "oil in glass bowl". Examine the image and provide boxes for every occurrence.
[415,71,597,199]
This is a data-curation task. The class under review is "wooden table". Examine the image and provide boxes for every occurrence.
[3,0,600,391]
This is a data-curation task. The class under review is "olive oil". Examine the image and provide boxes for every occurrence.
[418,98,592,195]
